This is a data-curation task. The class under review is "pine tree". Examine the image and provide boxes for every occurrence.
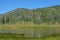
[2,16,5,24]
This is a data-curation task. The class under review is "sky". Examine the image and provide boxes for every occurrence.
[0,0,60,14]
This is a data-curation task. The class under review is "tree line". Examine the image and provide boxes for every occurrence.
[0,6,60,24]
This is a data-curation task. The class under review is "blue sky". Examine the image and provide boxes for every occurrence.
[0,0,60,14]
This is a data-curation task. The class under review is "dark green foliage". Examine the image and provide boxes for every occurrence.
[2,16,5,24]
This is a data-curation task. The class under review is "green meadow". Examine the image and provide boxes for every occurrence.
[0,23,60,40]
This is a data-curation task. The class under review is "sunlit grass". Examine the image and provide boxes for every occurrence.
[0,22,60,30]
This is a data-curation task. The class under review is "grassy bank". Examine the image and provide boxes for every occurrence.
[0,33,60,40]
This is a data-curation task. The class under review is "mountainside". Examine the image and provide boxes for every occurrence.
[0,5,60,24]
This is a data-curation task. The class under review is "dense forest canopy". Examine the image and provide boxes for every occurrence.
[0,5,60,24]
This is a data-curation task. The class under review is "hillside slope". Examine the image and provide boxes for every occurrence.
[0,5,60,24]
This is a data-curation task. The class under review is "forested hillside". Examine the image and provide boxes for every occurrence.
[0,5,60,24]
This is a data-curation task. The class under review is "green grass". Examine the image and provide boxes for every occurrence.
[0,33,60,40]
[0,23,60,30]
